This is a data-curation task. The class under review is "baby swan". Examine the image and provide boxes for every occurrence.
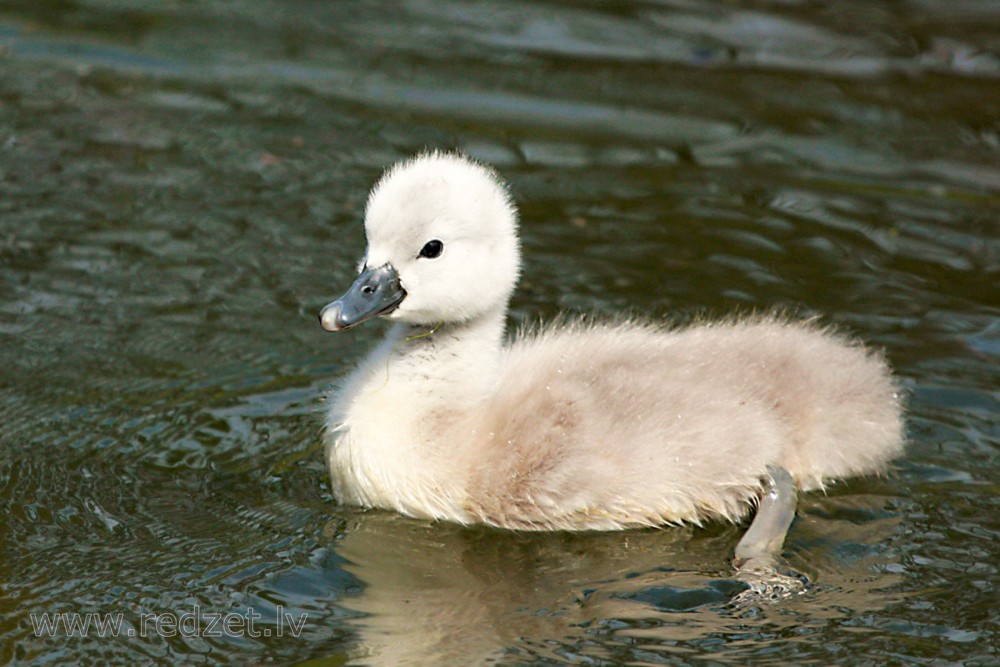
[318,152,904,537]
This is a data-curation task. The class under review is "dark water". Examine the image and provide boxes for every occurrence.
[1,1,998,664]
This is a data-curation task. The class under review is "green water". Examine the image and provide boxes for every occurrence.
[1,1,997,664]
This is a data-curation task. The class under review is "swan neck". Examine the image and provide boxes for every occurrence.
[379,307,506,394]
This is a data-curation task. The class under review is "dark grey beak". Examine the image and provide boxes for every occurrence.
[319,264,406,332]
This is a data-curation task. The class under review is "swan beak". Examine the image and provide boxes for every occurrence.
[319,264,406,332]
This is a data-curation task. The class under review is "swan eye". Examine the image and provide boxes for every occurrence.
[419,239,444,259]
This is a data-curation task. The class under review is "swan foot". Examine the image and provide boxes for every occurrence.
[729,465,807,601]
[731,562,809,605]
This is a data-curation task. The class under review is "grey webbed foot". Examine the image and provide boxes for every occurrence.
[731,465,807,601]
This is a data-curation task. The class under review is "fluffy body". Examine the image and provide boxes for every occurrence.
[323,153,905,532]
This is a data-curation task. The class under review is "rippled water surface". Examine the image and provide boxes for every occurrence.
[1,1,998,664]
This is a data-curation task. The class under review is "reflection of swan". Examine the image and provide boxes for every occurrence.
[330,504,904,665]
[318,153,904,543]
[332,513,721,665]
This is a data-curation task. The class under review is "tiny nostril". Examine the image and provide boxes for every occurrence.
[362,284,376,295]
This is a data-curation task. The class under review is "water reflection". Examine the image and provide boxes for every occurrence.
[331,487,904,664]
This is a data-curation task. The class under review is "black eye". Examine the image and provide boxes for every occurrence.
[419,239,444,259]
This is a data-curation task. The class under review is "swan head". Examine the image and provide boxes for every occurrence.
[320,152,521,331]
